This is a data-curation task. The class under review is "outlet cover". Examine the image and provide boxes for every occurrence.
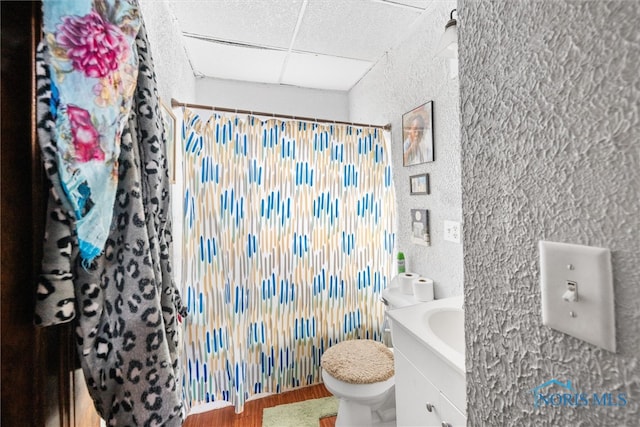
[444,220,461,243]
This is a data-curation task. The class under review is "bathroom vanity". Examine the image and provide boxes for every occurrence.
[388,296,466,427]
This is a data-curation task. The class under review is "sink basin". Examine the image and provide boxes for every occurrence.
[387,295,465,374]
[424,307,465,355]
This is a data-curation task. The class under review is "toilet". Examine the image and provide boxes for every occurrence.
[321,339,396,427]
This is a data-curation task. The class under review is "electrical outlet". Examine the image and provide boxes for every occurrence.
[444,220,461,243]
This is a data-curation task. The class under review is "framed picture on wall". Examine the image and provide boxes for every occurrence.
[402,101,434,166]
[409,173,430,195]
[160,99,177,183]
[411,209,431,246]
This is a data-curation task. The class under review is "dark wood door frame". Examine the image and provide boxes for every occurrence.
[1,3,98,426]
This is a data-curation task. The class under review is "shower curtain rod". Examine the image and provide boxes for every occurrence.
[171,98,392,131]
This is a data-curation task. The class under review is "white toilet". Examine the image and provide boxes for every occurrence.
[321,339,396,427]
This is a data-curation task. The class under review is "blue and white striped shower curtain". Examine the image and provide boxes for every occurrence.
[180,108,396,412]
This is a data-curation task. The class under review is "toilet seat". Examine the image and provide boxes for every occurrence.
[321,339,394,384]
[320,340,396,427]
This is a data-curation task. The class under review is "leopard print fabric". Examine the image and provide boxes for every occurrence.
[35,22,187,427]
[34,39,77,327]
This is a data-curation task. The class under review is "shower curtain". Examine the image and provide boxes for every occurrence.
[181,108,396,412]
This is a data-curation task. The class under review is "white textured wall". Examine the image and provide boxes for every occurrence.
[460,0,640,424]
[139,0,196,103]
[349,1,461,298]
[195,77,349,121]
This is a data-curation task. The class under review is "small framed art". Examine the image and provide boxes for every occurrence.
[409,173,430,195]
[402,101,434,166]
[410,209,431,246]
[160,99,177,183]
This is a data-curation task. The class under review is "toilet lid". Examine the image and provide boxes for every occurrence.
[321,339,394,384]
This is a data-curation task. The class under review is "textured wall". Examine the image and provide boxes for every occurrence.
[459,0,640,424]
[349,1,462,298]
[139,0,196,103]
[196,77,350,121]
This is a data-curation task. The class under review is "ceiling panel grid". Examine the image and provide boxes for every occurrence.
[168,0,432,91]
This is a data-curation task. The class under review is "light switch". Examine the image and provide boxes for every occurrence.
[539,241,616,352]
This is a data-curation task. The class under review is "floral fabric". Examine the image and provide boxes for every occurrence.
[42,0,141,262]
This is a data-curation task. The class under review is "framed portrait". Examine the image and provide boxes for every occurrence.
[410,209,431,246]
[402,101,434,166]
[409,173,430,195]
[160,99,177,183]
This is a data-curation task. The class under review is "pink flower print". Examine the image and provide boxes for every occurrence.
[67,105,105,162]
[55,11,130,79]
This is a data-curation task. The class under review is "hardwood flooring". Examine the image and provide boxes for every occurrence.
[182,383,337,427]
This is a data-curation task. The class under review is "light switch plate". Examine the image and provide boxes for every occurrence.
[539,241,616,352]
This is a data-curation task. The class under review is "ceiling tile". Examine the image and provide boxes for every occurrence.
[293,0,422,61]
[281,52,373,91]
[165,0,436,91]
[383,0,431,10]
[184,37,287,84]
[169,0,304,49]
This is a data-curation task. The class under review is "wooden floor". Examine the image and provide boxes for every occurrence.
[182,383,336,427]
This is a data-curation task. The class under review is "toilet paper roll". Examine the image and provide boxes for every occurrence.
[412,277,434,301]
[397,272,419,295]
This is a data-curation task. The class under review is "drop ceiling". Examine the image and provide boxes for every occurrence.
[168,0,434,91]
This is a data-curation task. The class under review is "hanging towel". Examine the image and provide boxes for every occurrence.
[35,16,187,427]
[41,0,141,262]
